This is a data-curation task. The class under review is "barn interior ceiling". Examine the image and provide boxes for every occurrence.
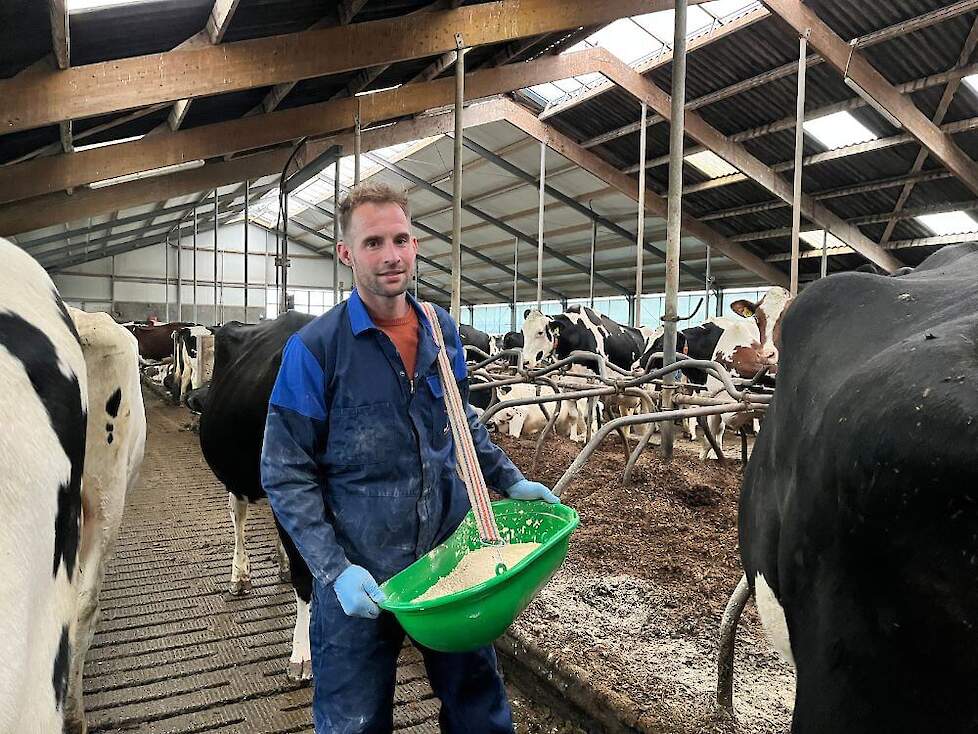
[3,0,978,304]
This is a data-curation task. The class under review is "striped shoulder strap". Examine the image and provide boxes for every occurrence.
[420,302,501,544]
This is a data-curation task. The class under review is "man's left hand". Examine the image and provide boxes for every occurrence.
[506,479,559,504]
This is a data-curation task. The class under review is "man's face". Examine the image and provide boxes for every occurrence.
[337,202,418,300]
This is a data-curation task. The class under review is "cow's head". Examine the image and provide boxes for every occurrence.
[730,286,792,366]
[521,309,557,368]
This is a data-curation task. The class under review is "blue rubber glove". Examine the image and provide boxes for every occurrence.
[506,479,560,504]
[333,565,386,619]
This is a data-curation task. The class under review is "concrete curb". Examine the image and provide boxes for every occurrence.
[498,627,677,734]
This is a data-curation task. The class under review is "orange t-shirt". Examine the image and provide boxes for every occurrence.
[374,307,420,380]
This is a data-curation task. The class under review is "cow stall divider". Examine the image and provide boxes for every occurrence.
[466,349,770,487]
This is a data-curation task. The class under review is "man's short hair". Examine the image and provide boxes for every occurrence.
[338,181,411,239]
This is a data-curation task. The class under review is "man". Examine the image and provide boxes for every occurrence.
[260,181,557,734]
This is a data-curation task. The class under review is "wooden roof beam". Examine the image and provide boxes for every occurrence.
[601,55,903,272]
[498,99,789,287]
[762,0,978,197]
[0,100,509,237]
[0,50,604,205]
[0,0,707,134]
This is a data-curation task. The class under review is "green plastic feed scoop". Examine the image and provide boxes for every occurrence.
[379,500,579,652]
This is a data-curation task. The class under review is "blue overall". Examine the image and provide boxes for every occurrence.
[260,289,523,734]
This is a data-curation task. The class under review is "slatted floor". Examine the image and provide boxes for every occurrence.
[84,389,440,733]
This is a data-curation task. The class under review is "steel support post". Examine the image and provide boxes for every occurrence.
[705,244,712,318]
[281,186,289,314]
[635,101,648,327]
[450,40,465,321]
[354,107,362,186]
[512,236,519,331]
[589,219,597,309]
[192,206,198,323]
[662,0,688,460]
[175,225,182,321]
[536,140,546,310]
[820,229,828,278]
[164,232,170,322]
[213,190,219,322]
[244,179,249,320]
[790,34,808,297]
[333,161,341,306]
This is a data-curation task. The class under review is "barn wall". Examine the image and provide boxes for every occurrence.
[52,222,352,324]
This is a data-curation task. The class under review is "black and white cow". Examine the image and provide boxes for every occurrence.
[1,240,88,733]
[169,324,215,404]
[740,244,978,732]
[521,306,653,430]
[522,305,647,371]
[0,240,146,734]
[199,311,316,680]
[635,287,791,458]
[66,308,146,733]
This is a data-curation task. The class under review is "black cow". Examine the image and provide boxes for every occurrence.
[199,310,315,681]
[740,244,978,732]
[459,323,491,357]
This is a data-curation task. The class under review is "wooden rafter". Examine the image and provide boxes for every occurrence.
[0,101,509,237]
[763,0,978,197]
[0,0,708,134]
[601,56,903,272]
[0,50,605,205]
[498,99,789,287]
[879,15,978,244]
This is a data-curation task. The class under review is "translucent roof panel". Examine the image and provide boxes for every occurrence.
[804,111,878,150]
[523,2,759,108]
[248,137,442,230]
[68,0,156,11]
[800,230,846,249]
[962,74,978,95]
[74,134,144,152]
[631,7,714,44]
[685,150,738,178]
[587,18,663,64]
[916,211,978,235]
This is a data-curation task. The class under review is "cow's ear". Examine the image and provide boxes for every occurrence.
[730,299,756,318]
[523,308,531,319]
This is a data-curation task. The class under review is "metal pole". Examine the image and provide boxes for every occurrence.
[175,224,182,321]
[244,179,250,321]
[536,140,546,310]
[164,232,170,322]
[589,218,597,309]
[450,40,465,321]
[820,229,828,278]
[512,237,519,331]
[354,108,362,186]
[213,189,219,323]
[192,206,198,323]
[790,34,808,297]
[635,101,648,327]
[333,161,341,305]
[661,0,688,460]
[110,255,116,316]
[281,186,289,314]
[704,244,712,320]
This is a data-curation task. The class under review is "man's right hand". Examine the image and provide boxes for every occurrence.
[334,565,386,618]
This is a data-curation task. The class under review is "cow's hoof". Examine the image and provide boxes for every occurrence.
[229,577,252,596]
[278,566,292,584]
[287,658,313,682]
[63,718,87,734]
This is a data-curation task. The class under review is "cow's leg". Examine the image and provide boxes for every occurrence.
[277,539,292,583]
[228,493,252,595]
[179,362,193,404]
[700,414,724,460]
[64,487,117,734]
[274,517,313,681]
